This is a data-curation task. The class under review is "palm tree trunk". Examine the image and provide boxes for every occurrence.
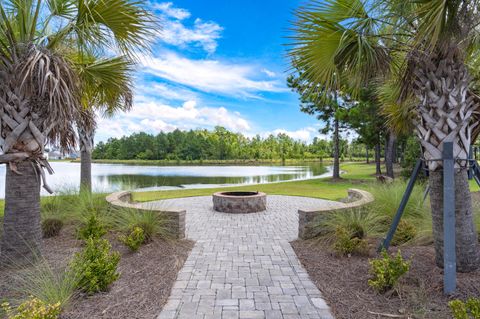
[332,117,340,179]
[366,147,369,164]
[429,169,480,272]
[414,54,480,272]
[385,133,396,178]
[1,161,42,265]
[79,127,95,194]
[374,143,382,175]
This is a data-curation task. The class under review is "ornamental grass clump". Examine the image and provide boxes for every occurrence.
[41,219,63,238]
[119,226,145,252]
[449,298,480,319]
[70,237,120,294]
[1,297,61,319]
[12,260,77,310]
[110,208,172,241]
[368,250,410,293]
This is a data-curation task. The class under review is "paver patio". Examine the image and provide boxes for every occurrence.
[142,195,343,319]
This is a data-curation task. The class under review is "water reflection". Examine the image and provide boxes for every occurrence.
[0,162,327,198]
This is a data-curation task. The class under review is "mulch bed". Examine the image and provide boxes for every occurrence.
[291,240,480,319]
[0,226,194,319]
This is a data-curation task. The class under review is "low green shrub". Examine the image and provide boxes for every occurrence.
[70,237,120,294]
[77,214,106,240]
[119,226,145,252]
[1,297,61,319]
[332,226,369,256]
[391,220,417,246]
[368,250,410,293]
[449,298,480,319]
[41,219,63,238]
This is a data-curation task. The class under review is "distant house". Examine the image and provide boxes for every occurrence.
[47,150,63,160]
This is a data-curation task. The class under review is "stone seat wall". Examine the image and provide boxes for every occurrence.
[105,191,186,239]
[298,188,374,239]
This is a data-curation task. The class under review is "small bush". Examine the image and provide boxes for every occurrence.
[41,219,63,238]
[332,226,368,256]
[70,238,120,294]
[119,226,145,252]
[1,297,61,319]
[449,298,480,319]
[391,220,417,246]
[77,214,106,240]
[368,250,410,293]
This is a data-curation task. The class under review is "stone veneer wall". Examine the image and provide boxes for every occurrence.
[213,192,267,213]
[105,191,186,239]
[298,188,374,239]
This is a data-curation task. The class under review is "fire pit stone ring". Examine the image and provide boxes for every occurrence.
[212,191,267,213]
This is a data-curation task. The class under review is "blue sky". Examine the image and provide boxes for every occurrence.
[96,0,325,143]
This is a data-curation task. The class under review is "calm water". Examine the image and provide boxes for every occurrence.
[0,162,329,198]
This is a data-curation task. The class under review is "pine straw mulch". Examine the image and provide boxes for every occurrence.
[291,240,480,319]
[0,226,194,319]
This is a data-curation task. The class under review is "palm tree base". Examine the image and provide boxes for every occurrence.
[1,161,43,266]
[429,169,480,273]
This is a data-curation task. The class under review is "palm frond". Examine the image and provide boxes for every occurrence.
[72,0,157,59]
[75,54,133,115]
[288,0,390,96]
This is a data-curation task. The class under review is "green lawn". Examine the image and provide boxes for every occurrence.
[132,162,378,202]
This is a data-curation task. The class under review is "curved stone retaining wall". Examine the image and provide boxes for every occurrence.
[298,188,374,239]
[106,191,186,239]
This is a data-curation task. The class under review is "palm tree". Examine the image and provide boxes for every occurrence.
[290,0,480,272]
[76,55,133,193]
[0,0,154,264]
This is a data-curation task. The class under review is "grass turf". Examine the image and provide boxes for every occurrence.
[132,162,378,202]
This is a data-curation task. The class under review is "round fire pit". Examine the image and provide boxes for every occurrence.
[213,191,267,213]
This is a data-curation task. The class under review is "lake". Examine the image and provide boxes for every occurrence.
[0,162,329,198]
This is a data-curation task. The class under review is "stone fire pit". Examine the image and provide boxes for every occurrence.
[213,191,267,213]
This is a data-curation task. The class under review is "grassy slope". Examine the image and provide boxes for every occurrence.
[132,162,377,202]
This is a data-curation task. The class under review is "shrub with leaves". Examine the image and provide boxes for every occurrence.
[119,226,145,252]
[449,298,480,319]
[332,226,368,256]
[77,214,106,240]
[368,250,410,293]
[1,297,61,319]
[391,220,417,246]
[70,238,120,294]
[41,219,63,238]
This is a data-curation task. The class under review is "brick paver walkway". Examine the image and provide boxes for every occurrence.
[144,195,342,319]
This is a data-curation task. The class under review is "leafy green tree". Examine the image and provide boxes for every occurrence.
[289,0,480,271]
[0,0,154,264]
[287,75,354,179]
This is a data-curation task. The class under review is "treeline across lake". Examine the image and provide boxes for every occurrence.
[92,127,372,162]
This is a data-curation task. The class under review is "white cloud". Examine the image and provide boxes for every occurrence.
[153,2,190,20]
[136,82,198,102]
[95,99,251,142]
[160,18,222,54]
[261,68,277,78]
[153,2,222,54]
[140,52,286,97]
[256,127,327,143]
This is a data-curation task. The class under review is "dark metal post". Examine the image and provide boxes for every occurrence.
[443,142,456,294]
[468,146,473,180]
[378,159,422,252]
